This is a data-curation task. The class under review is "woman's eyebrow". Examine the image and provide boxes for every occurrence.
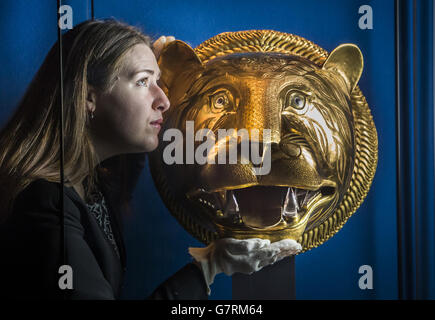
[130,69,161,79]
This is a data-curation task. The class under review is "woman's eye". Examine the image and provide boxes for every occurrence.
[286,91,307,110]
[136,78,149,87]
[211,92,230,110]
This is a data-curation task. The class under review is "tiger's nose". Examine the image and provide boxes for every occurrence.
[238,82,281,145]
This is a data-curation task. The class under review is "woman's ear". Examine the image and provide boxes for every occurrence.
[86,85,97,113]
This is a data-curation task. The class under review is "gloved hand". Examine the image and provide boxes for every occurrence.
[188,238,302,295]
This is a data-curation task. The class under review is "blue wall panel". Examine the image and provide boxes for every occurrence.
[0,1,57,126]
[396,0,435,299]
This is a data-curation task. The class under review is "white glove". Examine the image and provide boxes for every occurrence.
[188,238,302,295]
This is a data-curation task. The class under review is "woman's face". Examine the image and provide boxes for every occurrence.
[91,43,170,157]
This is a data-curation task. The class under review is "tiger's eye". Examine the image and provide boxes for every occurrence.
[215,96,226,107]
[211,92,230,110]
[288,92,306,110]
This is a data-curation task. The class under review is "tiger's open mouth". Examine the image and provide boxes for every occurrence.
[187,185,336,230]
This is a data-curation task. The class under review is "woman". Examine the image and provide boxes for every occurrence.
[0,19,300,300]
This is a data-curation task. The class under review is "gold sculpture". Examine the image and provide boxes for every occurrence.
[149,30,378,253]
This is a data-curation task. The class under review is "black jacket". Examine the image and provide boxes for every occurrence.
[0,177,208,300]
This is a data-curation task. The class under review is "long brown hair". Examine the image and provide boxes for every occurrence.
[0,19,151,222]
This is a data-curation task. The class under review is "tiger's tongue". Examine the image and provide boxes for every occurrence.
[233,186,285,229]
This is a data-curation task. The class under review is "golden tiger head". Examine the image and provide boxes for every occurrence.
[149,30,377,252]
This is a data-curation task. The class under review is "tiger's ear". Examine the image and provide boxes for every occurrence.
[158,40,203,90]
[322,44,363,93]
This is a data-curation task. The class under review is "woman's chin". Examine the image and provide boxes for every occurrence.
[142,137,159,153]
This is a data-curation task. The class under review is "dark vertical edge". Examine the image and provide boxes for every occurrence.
[415,0,435,299]
[91,0,95,20]
[290,255,295,298]
[431,1,435,298]
[394,0,404,300]
[56,0,66,299]
[412,0,419,300]
[427,0,435,299]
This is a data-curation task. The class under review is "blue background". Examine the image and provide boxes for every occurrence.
[0,0,400,299]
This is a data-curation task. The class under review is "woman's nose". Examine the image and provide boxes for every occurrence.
[152,84,170,113]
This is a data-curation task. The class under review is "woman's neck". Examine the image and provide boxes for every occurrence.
[72,132,122,202]
[90,131,119,164]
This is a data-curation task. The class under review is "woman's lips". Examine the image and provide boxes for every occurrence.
[150,118,163,130]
